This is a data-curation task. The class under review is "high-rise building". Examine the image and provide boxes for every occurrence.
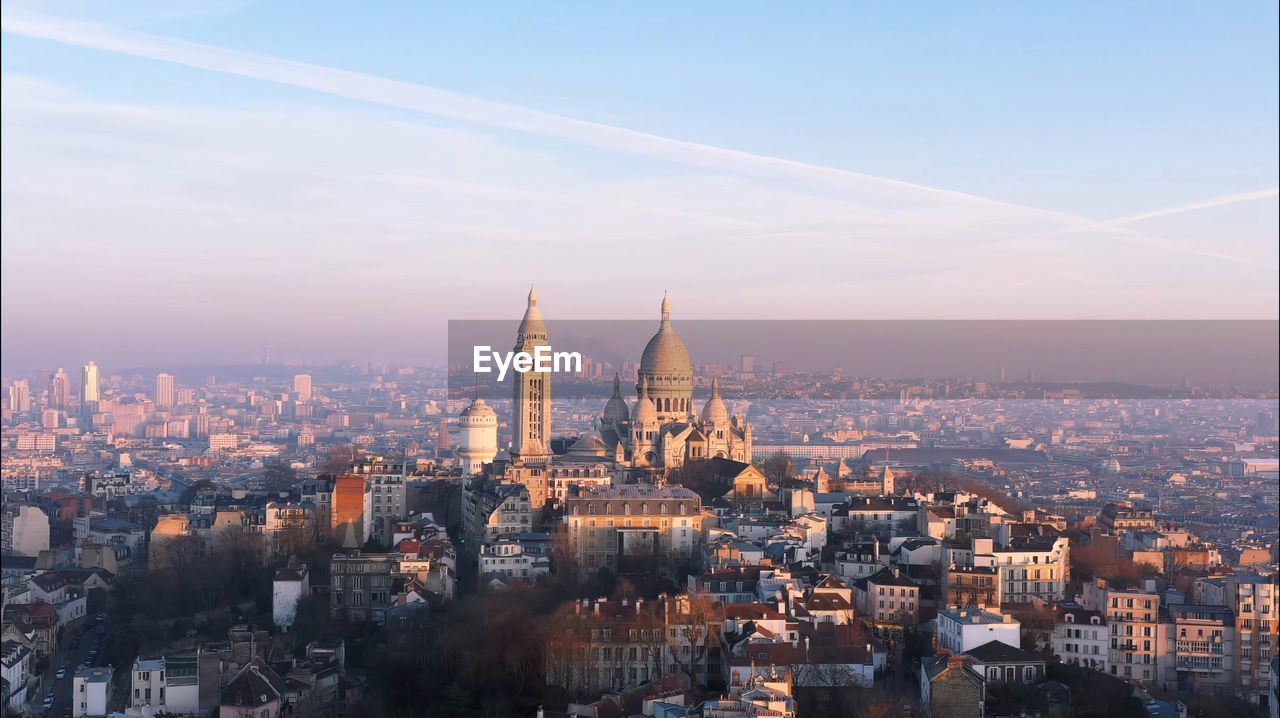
[293,373,313,402]
[740,355,755,373]
[50,368,71,409]
[511,287,551,461]
[82,361,100,403]
[458,398,498,475]
[8,379,31,413]
[155,373,175,408]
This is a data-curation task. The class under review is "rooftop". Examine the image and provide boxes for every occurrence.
[938,608,1011,625]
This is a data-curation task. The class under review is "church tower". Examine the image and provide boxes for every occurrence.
[511,287,551,462]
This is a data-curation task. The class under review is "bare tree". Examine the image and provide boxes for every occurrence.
[665,594,724,683]
[762,452,795,487]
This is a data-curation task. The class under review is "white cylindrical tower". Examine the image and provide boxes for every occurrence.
[458,398,498,475]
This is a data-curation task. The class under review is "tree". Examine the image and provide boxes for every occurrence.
[321,444,359,475]
[665,594,724,683]
[262,461,298,494]
[762,452,795,487]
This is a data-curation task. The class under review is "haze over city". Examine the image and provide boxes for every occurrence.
[2,2,1278,372]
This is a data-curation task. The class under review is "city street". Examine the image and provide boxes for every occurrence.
[36,614,107,718]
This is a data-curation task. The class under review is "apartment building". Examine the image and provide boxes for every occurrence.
[563,485,701,577]
[994,536,1069,604]
[1164,604,1234,695]
[1083,579,1162,684]
[329,552,400,623]
[1052,602,1108,673]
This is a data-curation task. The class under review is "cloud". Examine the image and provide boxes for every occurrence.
[0,10,1094,223]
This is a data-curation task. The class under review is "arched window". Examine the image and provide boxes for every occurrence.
[679,503,687,515]
[624,503,632,516]
[606,503,614,515]
[661,504,669,515]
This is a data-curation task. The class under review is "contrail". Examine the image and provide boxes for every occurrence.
[0,10,1087,224]
[1104,187,1278,226]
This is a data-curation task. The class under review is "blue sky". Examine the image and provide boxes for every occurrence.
[2,1,1277,370]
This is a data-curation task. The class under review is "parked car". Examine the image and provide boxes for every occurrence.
[55,666,67,678]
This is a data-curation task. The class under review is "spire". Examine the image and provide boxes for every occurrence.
[613,373,621,396]
[639,375,649,398]
[711,376,720,398]
[517,286,547,340]
[660,292,671,328]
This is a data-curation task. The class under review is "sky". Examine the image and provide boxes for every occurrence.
[2,1,1277,373]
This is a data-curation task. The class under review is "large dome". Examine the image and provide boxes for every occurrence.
[639,294,691,376]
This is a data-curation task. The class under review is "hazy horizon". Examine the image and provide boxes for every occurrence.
[3,3,1277,377]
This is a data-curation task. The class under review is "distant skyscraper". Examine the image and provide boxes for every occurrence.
[8,380,31,413]
[49,369,70,409]
[82,361,100,403]
[293,373,313,402]
[436,417,451,454]
[511,287,551,461]
[155,373,175,408]
[741,355,755,373]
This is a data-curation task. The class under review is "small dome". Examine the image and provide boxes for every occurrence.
[702,377,728,425]
[459,398,496,419]
[631,378,658,422]
[603,374,629,423]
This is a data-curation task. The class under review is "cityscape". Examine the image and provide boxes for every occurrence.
[2,3,1278,718]
[2,291,1277,718]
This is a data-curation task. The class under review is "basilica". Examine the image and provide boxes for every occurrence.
[578,294,753,472]
[462,289,754,509]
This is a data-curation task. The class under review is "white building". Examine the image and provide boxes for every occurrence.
[479,538,551,582]
[129,654,199,715]
[457,398,499,476]
[994,536,1070,604]
[293,373,313,402]
[1,504,50,557]
[2,641,33,711]
[1052,603,1108,672]
[74,666,113,717]
[154,373,175,408]
[82,361,100,403]
[272,564,309,630]
[936,608,1021,654]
